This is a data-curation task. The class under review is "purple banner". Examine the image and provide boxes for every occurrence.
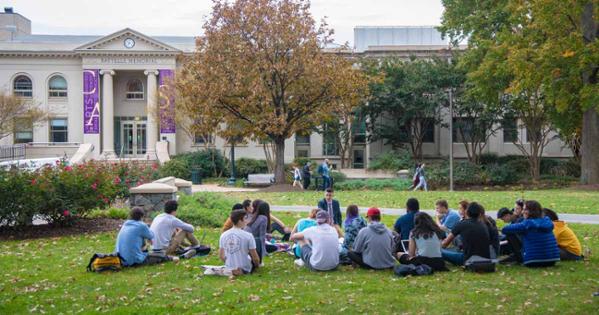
[83,69,100,134]
[158,69,176,134]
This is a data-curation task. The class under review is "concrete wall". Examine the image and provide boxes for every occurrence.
[0,11,31,41]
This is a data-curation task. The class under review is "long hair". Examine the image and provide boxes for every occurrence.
[249,201,271,231]
[411,212,443,240]
[344,205,359,227]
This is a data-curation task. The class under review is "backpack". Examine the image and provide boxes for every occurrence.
[464,255,496,273]
[87,253,123,272]
[394,264,434,277]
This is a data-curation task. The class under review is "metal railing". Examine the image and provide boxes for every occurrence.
[0,144,26,161]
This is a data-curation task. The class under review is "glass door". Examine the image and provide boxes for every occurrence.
[353,149,365,169]
[121,121,147,157]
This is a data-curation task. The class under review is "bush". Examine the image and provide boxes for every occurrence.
[160,159,190,179]
[87,207,128,220]
[172,149,227,179]
[330,170,347,183]
[235,158,268,178]
[334,178,411,191]
[541,158,580,178]
[170,192,234,228]
[369,150,413,171]
[109,161,161,198]
[484,163,521,185]
[0,169,40,227]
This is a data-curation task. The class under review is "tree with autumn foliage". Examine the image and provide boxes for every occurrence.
[0,91,45,141]
[177,0,368,183]
[440,0,599,184]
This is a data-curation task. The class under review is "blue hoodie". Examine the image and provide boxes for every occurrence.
[502,216,560,265]
[115,220,154,266]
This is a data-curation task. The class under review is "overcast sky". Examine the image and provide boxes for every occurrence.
[4,0,444,45]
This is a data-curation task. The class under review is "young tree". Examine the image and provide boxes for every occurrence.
[364,57,454,161]
[177,0,367,183]
[0,92,45,141]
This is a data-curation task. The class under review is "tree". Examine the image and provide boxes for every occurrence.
[363,57,455,161]
[177,0,367,183]
[0,91,45,141]
[440,0,599,183]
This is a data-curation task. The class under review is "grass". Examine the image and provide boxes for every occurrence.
[225,189,599,214]
[1,212,598,314]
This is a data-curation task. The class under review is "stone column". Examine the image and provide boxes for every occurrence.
[144,70,159,160]
[100,70,116,158]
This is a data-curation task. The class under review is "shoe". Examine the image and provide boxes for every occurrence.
[499,255,518,265]
[181,249,197,259]
[294,259,304,267]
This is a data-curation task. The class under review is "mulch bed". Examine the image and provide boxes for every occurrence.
[0,218,124,241]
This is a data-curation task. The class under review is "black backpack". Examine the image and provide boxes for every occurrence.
[464,255,496,273]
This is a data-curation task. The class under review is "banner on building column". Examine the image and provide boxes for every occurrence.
[83,69,100,134]
[158,69,176,134]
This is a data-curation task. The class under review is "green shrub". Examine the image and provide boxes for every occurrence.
[369,150,413,171]
[293,157,317,169]
[331,170,347,183]
[110,161,161,197]
[484,163,521,185]
[87,207,128,220]
[170,192,234,228]
[172,149,227,178]
[235,158,268,178]
[541,158,580,178]
[160,159,190,180]
[334,178,412,191]
[0,169,40,227]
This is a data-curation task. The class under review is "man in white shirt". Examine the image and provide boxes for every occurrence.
[219,209,261,275]
[290,210,339,271]
[150,200,199,256]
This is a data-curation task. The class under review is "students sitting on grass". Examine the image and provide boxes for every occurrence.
[317,188,342,228]
[348,207,396,270]
[497,207,524,263]
[441,202,492,266]
[397,212,448,271]
[269,214,291,241]
[394,198,420,240]
[512,199,525,223]
[291,208,319,259]
[115,207,156,266]
[543,208,583,261]
[219,209,261,275]
[245,201,271,263]
[457,200,469,220]
[501,200,560,267]
[435,199,461,233]
[150,200,199,257]
[479,205,500,258]
[290,210,340,271]
[222,201,249,232]
[342,205,367,253]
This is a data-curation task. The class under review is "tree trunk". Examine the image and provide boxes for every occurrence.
[581,108,599,184]
[273,136,286,184]
[580,2,599,184]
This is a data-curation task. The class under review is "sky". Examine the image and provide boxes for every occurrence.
[3,0,444,46]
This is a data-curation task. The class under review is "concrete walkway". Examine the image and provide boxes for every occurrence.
[271,205,599,225]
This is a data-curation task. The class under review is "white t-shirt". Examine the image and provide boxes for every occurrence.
[219,227,256,273]
[150,213,194,250]
[303,224,339,270]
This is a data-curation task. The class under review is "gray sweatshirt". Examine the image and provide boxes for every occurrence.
[353,222,396,269]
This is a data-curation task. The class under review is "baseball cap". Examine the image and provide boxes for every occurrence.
[316,210,330,224]
[366,207,381,217]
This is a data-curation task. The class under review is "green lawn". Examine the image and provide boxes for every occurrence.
[1,212,598,314]
[225,189,599,214]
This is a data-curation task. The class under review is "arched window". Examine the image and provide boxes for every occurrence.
[48,75,68,97]
[126,79,144,100]
[13,75,32,97]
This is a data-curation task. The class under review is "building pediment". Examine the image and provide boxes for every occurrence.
[75,28,180,53]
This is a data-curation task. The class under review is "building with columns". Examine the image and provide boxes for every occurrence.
[0,9,572,168]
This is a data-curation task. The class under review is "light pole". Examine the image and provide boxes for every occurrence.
[228,141,236,186]
[448,88,454,192]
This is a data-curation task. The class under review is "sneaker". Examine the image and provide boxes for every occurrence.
[499,255,518,265]
[181,249,197,259]
[294,259,304,267]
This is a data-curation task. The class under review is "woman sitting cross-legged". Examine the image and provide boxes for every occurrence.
[218,209,261,276]
[397,212,448,271]
[341,205,367,253]
[501,200,560,268]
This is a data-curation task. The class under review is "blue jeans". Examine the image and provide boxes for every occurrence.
[322,176,330,190]
[413,176,428,191]
[441,248,464,266]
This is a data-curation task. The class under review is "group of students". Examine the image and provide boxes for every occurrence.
[114,189,583,276]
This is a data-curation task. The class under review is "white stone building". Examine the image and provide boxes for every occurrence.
[0,9,572,168]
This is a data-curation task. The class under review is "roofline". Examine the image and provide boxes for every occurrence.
[74,27,181,52]
[0,12,31,22]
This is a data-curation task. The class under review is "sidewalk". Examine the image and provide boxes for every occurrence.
[270,205,599,225]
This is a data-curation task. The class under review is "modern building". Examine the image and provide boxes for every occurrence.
[0,8,572,168]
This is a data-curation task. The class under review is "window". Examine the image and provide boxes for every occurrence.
[502,119,518,143]
[453,118,475,143]
[526,128,542,143]
[194,133,213,145]
[295,133,310,145]
[48,75,67,98]
[14,118,33,144]
[126,79,144,100]
[296,149,309,158]
[352,117,367,144]
[322,125,339,156]
[13,75,32,97]
[50,118,68,142]
[422,118,435,143]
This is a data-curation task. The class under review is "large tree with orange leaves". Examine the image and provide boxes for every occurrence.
[177,0,368,183]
